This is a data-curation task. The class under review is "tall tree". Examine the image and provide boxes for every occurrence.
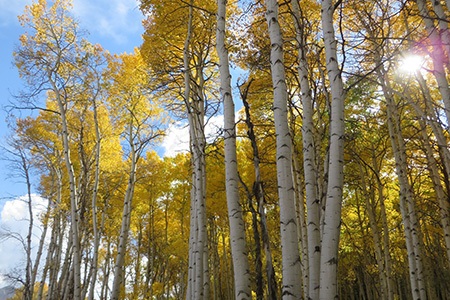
[216,0,251,299]
[290,1,321,298]
[319,0,346,298]
[107,50,164,299]
[264,0,302,298]
[15,1,86,297]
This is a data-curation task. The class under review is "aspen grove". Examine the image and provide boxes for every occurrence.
[4,0,450,299]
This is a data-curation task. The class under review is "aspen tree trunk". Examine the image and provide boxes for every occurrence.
[185,3,195,297]
[60,235,74,300]
[415,0,450,124]
[264,0,302,298]
[290,1,320,298]
[418,119,450,264]
[377,69,426,300]
[101,239,112,299]
[51,80,82,300]
[405,74,450,265]
[110,133,138,300]
[13,144,35,300]
[415,72,450,174]
[216,1,251,298]
[292,152,309,299]
[357,161,389,300]
[31,203,48,298]
[184,1,209,298]
[240,81,278,300]
[371,150,395,300]
[88,99,102,300]
[319,0,346,298]
[417,82,450,266]
[430,0,450,67]
[35,197,51,300]
[44,170,63,299]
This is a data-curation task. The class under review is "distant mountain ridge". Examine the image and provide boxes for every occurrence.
[0,286,15,300]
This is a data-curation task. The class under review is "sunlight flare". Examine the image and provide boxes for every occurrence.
[399,54,424,74]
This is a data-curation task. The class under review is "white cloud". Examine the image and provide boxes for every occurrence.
[0,194,47,288]
[161,115,225,157]
[161,122,190,157]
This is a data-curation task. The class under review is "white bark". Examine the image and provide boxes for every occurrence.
[430,0,450,70]
[418,118,450,264]
[216,0,252,298]
[319,1,345,299]
[406,72,450,266]
[110,137,137,300]
[88,99,101,300]
[290,1,320,298]
[184,2,209,298]
[371,150,395,300]
[264,0,302,298]
[415,0,450,125]
[185,3,195,297]
[378,69,426,300]
[51,80,82,300]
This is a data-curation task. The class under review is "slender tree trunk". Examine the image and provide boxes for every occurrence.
[319,1,346,298]
[51,80,82,300]
[292,146,309,300]
[371,149,395,300]
[357,161,388,300]
[88,99,102,300]
[264,0,302,298]
[110,137,138,300]
[240,80,278,300]
[418,119,450,264]
[290,1,320,298]
[216,1,251,298]
[101,239,112,300]
[36,196,52,300]
[239,172,263,299]
[31,203,48,299]
[14,145,35,300]
[184,1,209,298]
[378,68,426,300]
[413,73,450,264]
[430,0,450,69]
[415,0,450,125]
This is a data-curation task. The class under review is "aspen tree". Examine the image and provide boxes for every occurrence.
[415,0,450,125]
[319,0,345,298]
[240,80,278,300]
[216,0,251,298]
[183,2,209,298]
[108,51,164,299]
[15,1,84,297]
[264,0,302,298]
[290,1,320,298]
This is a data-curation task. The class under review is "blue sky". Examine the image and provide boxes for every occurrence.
[0,0,145,199]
